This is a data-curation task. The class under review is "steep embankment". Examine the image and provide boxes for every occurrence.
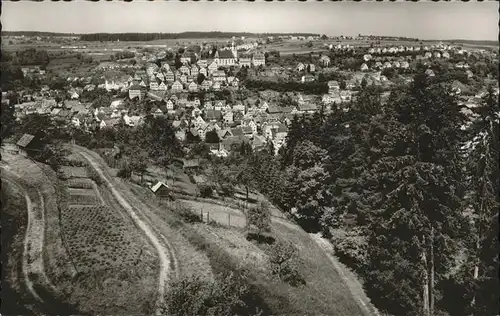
[1,148,80,315]
[1,179,35,315]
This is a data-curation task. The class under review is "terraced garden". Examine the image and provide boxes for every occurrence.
[60,161,157,276]
[48,154,160,314]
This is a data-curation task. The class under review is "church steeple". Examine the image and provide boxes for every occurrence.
[231,41,237,59]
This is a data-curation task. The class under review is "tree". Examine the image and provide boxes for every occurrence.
[292,140,327,169]
[234,157,257,205]
[129,151,148,182]
[364,158,463,316]
[292,165,332,232]
[339,80,347,90]
[205,129,220,144]
[360,77,368,89]
[245,201,271,238]
[92,93,112,109]
[362,74,467,316]
[138,115,182,162]
[381,67,397,79]
[189,142,210,159]
[268,240,303,286]
[197,73,206,85]
[0,101,16,144]
[161,272,261,316]
[461,88,499,316]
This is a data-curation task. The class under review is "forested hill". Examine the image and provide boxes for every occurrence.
[2,31,79,37]
[2,31,320,41]
[79,32,320,42]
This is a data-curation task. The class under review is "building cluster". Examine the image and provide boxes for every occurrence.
[6,36,499,160]
[126,43,266,100]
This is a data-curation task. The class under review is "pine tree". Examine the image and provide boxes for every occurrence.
[363,73,467,316]
[463,88,500,315]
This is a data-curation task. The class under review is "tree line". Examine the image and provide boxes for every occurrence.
[245,79,328,94]
[80,32,320,42]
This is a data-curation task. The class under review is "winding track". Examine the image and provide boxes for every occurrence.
[73,146,177,311]
[1,165,53,308]
[2,175,43,303]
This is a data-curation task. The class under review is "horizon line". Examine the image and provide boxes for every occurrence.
[2,30,498,43]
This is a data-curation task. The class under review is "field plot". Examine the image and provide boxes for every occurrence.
[68,193,97,206]
[66,178,94,189]
[60,205,148,272]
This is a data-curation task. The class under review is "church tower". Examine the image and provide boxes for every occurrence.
[231,41,238,59]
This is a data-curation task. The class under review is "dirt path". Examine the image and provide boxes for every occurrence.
[310,233,381,316]
[2,172,44,303]
[74,147,175,311]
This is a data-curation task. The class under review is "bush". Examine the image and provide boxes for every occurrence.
[117,166,132,178]
[162,273,263,316]
[85,165,103,185]
[198,184,214,198]
[172,201,202,223]
[268,240,305,286]
[331,233,367,275]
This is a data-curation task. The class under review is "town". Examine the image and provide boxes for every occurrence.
[3,34,498,158]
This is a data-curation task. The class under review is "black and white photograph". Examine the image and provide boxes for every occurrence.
[1,1,498,315]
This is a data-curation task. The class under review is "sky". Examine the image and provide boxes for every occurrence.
[2,0,498,41]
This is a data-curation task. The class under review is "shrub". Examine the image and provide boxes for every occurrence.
[268,240,305,286]
[331,234,368,275]
[85,165,102,185]
[117,166,132,178]
[198,184,214,198]
[172,201,202,223]
[162,273,263,316]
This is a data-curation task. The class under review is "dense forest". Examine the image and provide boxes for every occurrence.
[79,32,320,42]
[240,73,498,316]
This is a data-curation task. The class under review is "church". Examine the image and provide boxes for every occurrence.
[214,42,238,67]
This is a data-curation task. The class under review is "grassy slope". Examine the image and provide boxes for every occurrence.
[125,178,366,315]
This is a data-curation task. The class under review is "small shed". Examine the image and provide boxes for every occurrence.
[151,181,173,200]
[182,159,201,172]
[16,133,41,155]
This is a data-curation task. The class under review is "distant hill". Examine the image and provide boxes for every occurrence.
[2,31,321,42]
[80,32,321,42]
[445,39,498,46]
[2,31,79,37]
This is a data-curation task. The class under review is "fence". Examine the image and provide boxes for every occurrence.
[197,208,247,229]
